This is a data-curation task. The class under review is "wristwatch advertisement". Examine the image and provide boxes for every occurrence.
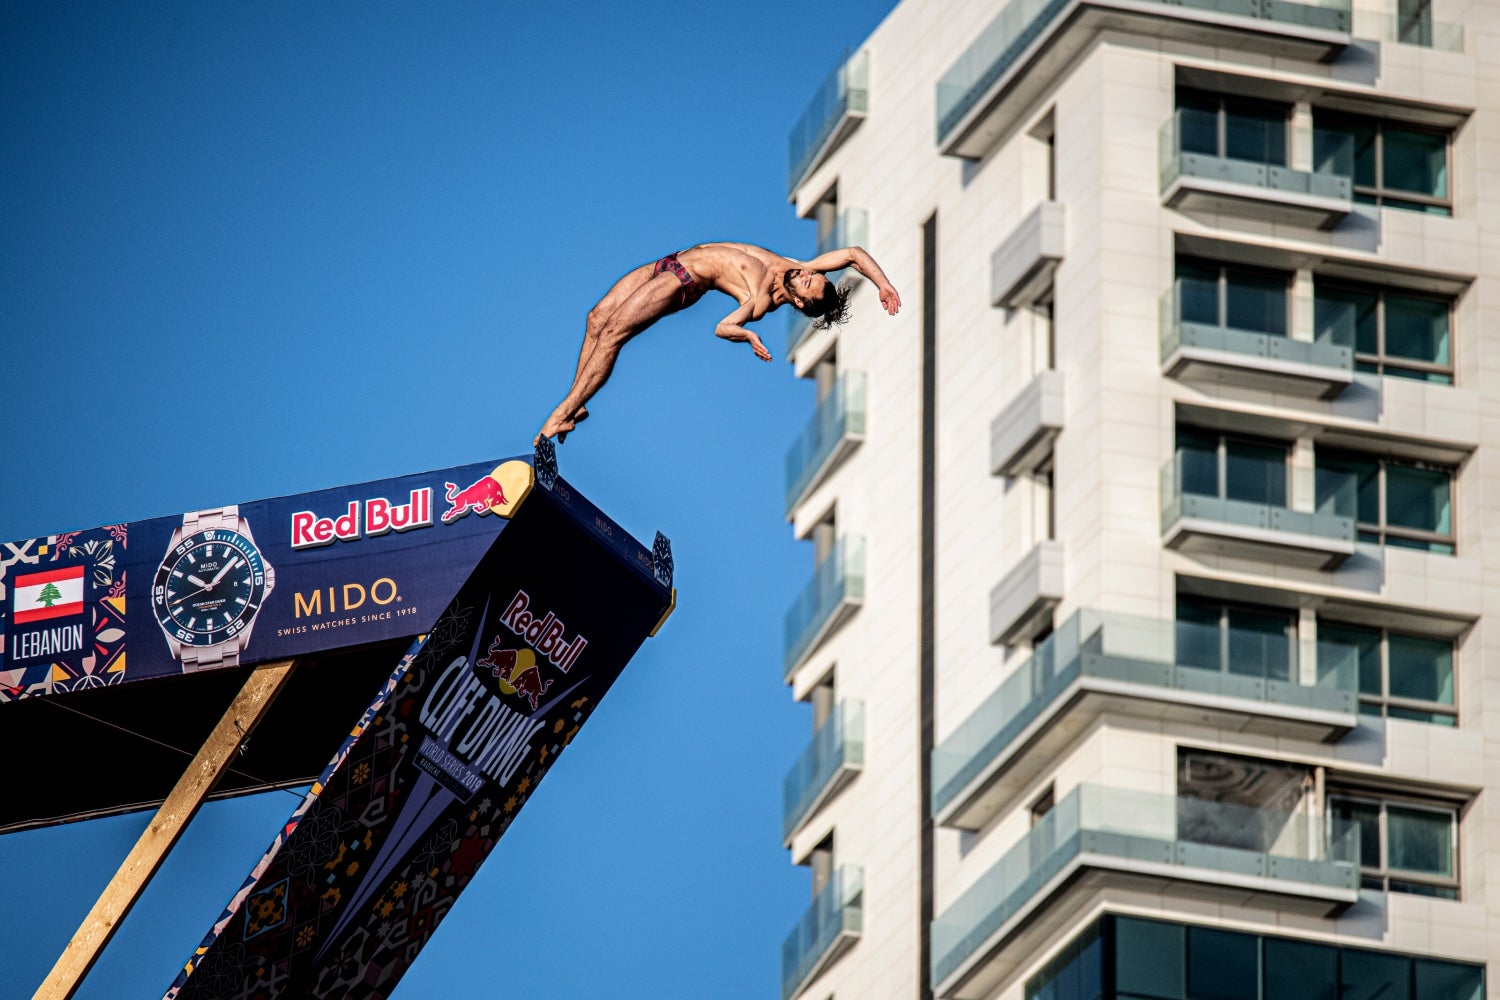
[152,505,275,672]
[0,457,656,702]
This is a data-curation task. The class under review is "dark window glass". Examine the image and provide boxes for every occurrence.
[1329,797,1380,871]
[1314,285,1377,351]
[1176,427,1219,498]
[1187,926,1258,1000]
[1384,464,1451,536]
[1383,127,1447,198]
[1116,918,1186,999]
[1225,268,1287,336]
[1386,804,1454,877]
[1226,606,1292,681]
[1224,439,1286,506]
[1414,959,1483,1000]
[1341,948,1413,1000]
[1223,100,1285,165]
[1026,920,1104,1000]
[1316,624,1380,696]
[1178,260,1221,327]
[1383,295,1450,365]
[1178,92,1218,158]
[1176,598,1221,672]
[1387,634,1454,706]
[1315,454,1378,522]
[1263,937,1338,1000]
[1397,0,1433,44]
[1314,114,1449,214]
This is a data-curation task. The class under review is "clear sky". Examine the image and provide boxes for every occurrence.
[0,3,901,997]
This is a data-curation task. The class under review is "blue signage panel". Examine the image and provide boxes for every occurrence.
[0,458,571,701]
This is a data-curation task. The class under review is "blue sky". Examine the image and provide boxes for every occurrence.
[0,3,900,997]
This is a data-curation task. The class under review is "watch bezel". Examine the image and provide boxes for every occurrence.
[152,528,270,648]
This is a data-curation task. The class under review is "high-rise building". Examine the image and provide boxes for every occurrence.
[776,1,1495,998]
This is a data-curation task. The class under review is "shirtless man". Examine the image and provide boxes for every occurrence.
[535,242,901,444]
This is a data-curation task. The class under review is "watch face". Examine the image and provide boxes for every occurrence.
[153,529,270,649]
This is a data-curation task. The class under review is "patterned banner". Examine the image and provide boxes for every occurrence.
[164,477,673,998]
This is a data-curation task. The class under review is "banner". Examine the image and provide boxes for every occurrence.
[0,457,662,702]
[164,477,674,998]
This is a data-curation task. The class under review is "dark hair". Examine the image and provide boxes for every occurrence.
[802,278,853,331]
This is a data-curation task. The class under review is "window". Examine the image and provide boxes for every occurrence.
[808,833,835,897]
[1313,113,1450,215]
[1327,793,1459,897]
[1397,0,1433,46]
[1176,428,1290,507]
[1317,622,1456,725]
[1314,452,1454,553]
[1043,916,1486,1000]
[1177,89,1288,166]
[1034,454,1056,543]
[1177,595,1295,683]
[1025,919,1103,1000]
[810,672,836,731]
[1029,783,1056,825]
[1314,281,1453,383]
[1176,258,1289,336]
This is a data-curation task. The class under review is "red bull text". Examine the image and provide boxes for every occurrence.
[290,489,433,549]
[499,590,588,673]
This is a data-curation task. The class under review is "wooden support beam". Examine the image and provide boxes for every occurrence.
[36,658,299,1000]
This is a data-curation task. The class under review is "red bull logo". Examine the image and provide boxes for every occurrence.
[440,475,508,525]
[499,590,588,673]
[476,638,552,711]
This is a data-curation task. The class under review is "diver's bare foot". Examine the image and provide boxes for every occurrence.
[535,415,577,446]
[573,406,590,426]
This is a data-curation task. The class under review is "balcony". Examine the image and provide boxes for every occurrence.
[783,700,865,843]
[991,201,1066,308]
[785,208,870,360]
[1161,455,1356,569]
[785,536,865,679]
[788,50,869,197]
[1160,287,1354,398]
[990,370,1064,478]
[989,541,1064,647]
[1159,112,1351,229]
[933,609,1357,831]
[935,0,1349,159]
[782,865,864,1000]
[785,372,867,515]
[932,786,1359,999]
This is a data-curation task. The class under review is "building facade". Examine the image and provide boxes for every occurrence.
[776,0,1497,997]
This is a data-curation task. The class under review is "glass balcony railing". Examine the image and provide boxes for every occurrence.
[784,536,865,678]
[788,50,869,195]
[931,785,1360,989]
[784,700,865,841]
[1354,10,1464,50]
[1158,111,1351,202]
[1159,286,1354,374]
[785,209,869,358]
[936,0,1350,144]
[931,610,1356,817]
[1160,453,1356,544]
[782,865,864,1000]
[785,371,867,513]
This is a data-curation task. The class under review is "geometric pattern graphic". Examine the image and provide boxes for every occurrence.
[0,524,127,701]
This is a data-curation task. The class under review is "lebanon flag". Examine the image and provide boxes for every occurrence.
[13,566,86,624]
